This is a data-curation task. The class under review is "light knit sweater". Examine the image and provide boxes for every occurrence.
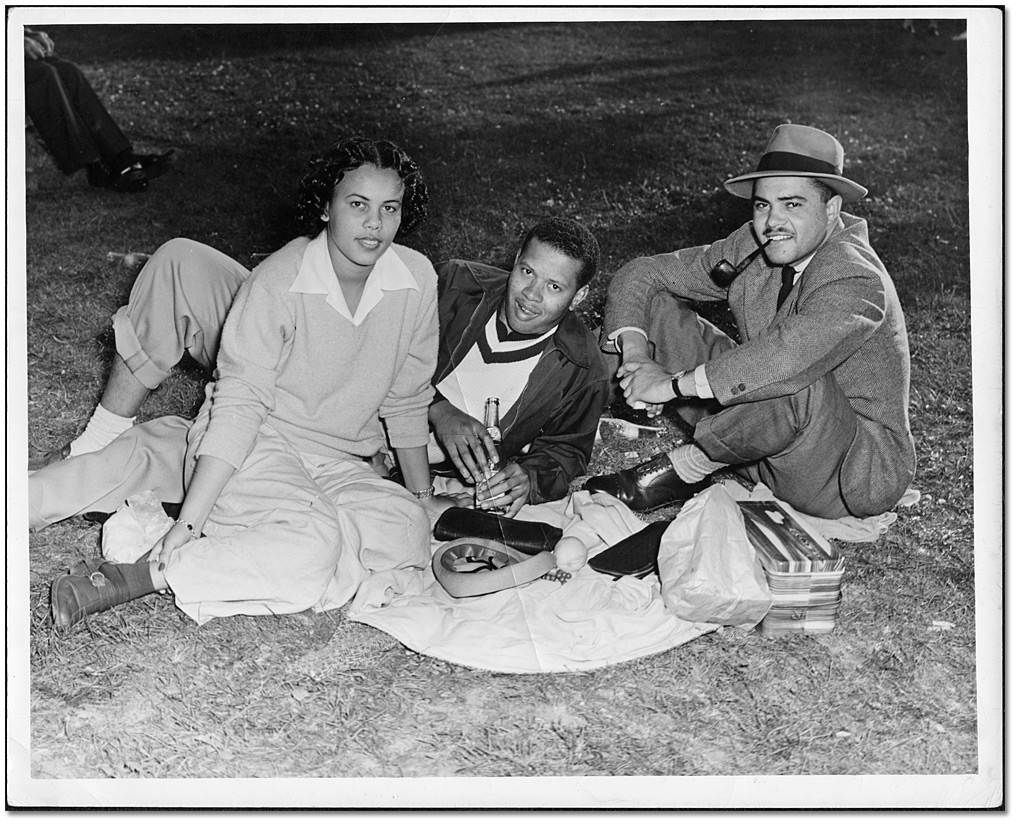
[196,233,439,469]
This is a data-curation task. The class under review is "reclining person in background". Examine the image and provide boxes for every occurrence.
[42,136,448,629]
[584,124,915,520]
[24,27,174,192]
[29,217,608,527]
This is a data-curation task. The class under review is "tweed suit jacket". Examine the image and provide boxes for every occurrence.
[603,214,915,511]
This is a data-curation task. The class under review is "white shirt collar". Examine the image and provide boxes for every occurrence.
[789,251,818,283]
[289,231,419,325]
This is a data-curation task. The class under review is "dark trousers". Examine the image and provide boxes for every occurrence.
[623,294,865,519]
[25,56,131,174]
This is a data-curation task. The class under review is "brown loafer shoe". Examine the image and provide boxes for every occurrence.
[28,442,71,471]
[50,561,130,629]
[583,452,712,512]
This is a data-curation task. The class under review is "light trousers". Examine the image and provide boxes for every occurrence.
[112,238,250,389]
[30,406,432,625]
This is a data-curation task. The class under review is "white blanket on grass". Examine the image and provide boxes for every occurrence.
[348,482,920,673]
[348,491,719,673]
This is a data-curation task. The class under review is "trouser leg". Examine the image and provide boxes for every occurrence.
[28,416,191,529]
[694,372,859,518]
[315,462,432,610]
[24,57,130,174]
[111,239,251,389]
[165,425,347,625]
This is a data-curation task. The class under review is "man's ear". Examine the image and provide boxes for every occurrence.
[568,284,589,312]
[825,194,843,224]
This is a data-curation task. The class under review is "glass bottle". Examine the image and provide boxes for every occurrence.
[476,397,507,513]
[107,251,151,271]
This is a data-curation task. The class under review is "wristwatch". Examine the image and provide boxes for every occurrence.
[670,370,687,398]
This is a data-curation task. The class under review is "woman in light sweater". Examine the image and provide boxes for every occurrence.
[50,137,452,628]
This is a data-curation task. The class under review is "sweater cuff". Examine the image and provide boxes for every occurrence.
[384,414,431,450]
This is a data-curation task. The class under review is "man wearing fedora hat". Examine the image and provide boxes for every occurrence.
[584,124,915,519]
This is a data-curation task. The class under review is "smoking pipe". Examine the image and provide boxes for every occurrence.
[709,238,771,287]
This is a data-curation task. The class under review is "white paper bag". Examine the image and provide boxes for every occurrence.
[100,490,175,563]
[657,484,773,627]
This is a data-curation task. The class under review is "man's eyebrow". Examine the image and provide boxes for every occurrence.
[754,194,808,203]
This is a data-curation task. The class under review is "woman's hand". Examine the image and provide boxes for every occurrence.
[149,521,198,572]
[420,492,461,527]
[475,462,530,517]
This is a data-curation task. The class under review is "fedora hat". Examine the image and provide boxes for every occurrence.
[723,124,868,203]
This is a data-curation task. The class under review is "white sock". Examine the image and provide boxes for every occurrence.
[668,442,728,483]
[68,405,136,456]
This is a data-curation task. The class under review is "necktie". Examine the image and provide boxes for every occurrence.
[776,265,796,312]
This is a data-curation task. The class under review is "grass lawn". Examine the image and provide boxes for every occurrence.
[13,13,996,801]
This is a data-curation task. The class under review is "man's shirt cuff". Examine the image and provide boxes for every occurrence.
[693,363,714,399]
[606,326,648,351]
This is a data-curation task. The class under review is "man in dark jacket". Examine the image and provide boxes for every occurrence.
[427,218,609,512]
[584,124,914,519]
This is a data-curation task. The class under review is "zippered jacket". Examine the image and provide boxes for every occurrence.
[433,259,610,504]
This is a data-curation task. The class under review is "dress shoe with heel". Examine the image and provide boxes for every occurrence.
[583,452,712,512]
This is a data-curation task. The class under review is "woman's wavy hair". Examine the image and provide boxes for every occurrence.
[295,137,429,238]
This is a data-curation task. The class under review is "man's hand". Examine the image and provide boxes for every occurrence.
[25,30,54,59]
[474,462,530,518]
[614,331,666,417]
[429,400,499,483]
[24,35,47,60]
[618,357,675,411]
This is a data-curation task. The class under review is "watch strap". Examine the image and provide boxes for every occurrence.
[671,370,687,398]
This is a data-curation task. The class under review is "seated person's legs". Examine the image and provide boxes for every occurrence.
[24,55,173,190]
[51,422,432,629]
[694,372,859,518]
[50,421,342,628]
[45,56,133,173]
[317,460,433,610]
[24,57,103,174]
[29,415,191,530]
[29,239,250,469]
[587,372,871,520]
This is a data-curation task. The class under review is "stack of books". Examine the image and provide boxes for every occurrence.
[738,500,845,636]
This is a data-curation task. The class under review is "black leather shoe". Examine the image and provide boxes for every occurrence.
[583,452,712,512]
[116,149,175,184]
[87,164,148,193]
